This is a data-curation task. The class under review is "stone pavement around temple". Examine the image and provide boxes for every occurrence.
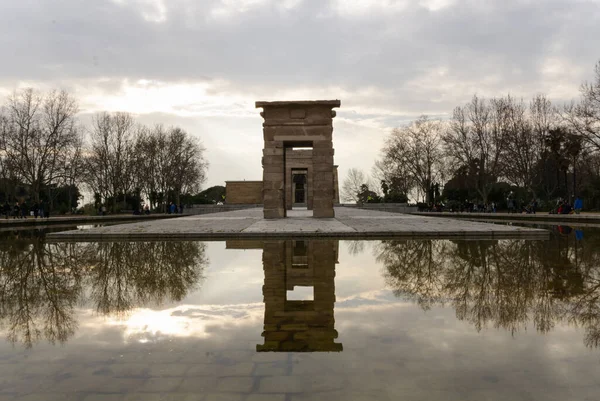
[48,206,548,240]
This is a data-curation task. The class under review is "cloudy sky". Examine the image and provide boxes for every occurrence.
[1,0,599,188]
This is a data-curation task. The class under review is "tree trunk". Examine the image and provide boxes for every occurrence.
[563,169,568,200]
[33,181,40,203]
[47,186,53,212]
[572,160,577,198]
[556,165,560,199]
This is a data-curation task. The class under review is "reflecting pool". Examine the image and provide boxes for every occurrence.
[0,226,599,400]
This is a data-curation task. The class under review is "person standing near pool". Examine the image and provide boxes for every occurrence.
[3,201,9,219]
[574,196,583,214]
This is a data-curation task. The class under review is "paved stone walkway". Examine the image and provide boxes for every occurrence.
[47,207,548,240]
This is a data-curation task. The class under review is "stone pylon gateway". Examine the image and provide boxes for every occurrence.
[256,100,341,219]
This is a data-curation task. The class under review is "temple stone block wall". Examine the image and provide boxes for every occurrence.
[225,181,263,204]
[225,240,264,249]
[256,100,340,219]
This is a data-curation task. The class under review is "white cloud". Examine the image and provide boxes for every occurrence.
[419,0,456,11]
[0,0,599,187]
[329,0,410,17]
[111,0,168,23]
[80,78,254,117]
[208,0,270,20]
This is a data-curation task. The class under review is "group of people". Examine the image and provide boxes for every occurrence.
[455,201,498,213]
[432,194,585,214]
[505,192,539,214]
[133,204,151,215]
[508,198,538,214]
[3,201,49,219]
[551,197,583,215]
[475,202,497,213]
[98,202,184,215]
[168,202,184,214]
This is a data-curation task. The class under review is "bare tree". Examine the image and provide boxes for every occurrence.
[0,113,14,198]
[62,132,85,212]
[383,116,444,203]
[562,61,600,154]
[531,94,558,136]
[134,124,168,210]
[83,112,136,211]
[341,168,366,203]
[373,139,414,201]
[502,96,546,194]
[132,125,207,211]
[166,127,207,205]
[443,95,505,203]
[1,88,79,202]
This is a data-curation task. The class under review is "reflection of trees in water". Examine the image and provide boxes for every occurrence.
[0,237,87,348]
[0,235,207,348]
[376,240,448,310]
[378,230,600,348]
[88,241,207,315]
[345,240,366,256]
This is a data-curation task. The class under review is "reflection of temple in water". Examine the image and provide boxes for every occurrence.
[261,240,342,352]
[228,240,342,352]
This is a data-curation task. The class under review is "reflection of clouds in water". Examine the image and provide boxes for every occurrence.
[336,289,397,308]
[172,305,256,319]
[332,302,600,394]
[95,303,265,344]
[71,290,407,345]
[79,289,411,345]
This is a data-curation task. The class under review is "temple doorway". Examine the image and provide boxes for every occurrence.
[292,170,308,208]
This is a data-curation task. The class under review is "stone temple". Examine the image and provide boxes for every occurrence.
[225,100,341,219]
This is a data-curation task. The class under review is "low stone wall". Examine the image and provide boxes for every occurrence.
[0,214,176,228]
[412,211,600,224]
[225,181,263,204]
[355,203,418,214]
[186,204,261,215]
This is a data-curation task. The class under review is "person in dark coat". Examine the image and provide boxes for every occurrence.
[13,202,20,219]
[574,196,583,214]
[40,200,49,218]
[3,202,9,219]
[33,202,39,218]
